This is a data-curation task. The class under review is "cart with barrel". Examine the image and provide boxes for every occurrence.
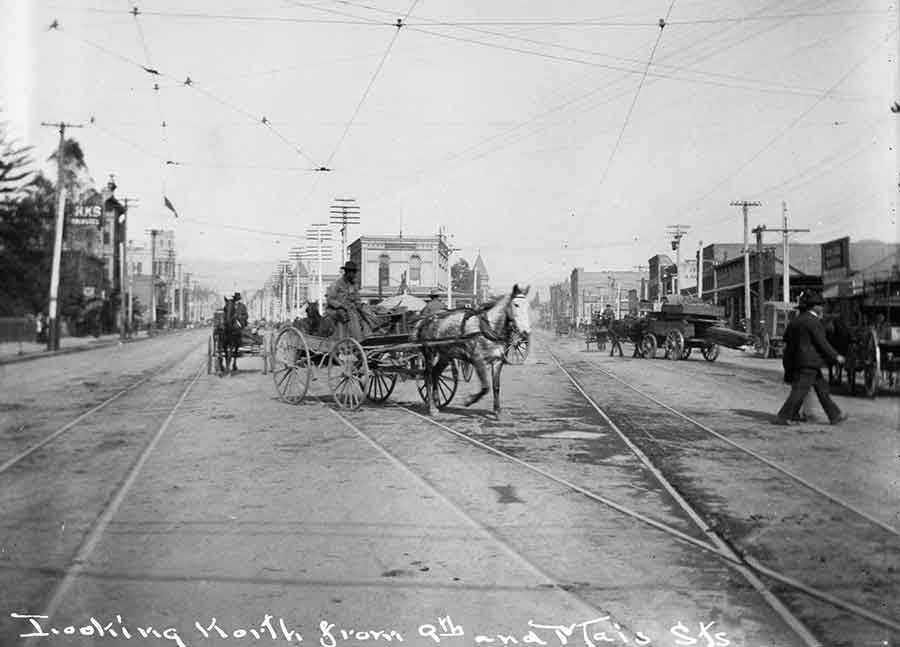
[635,302,752,361]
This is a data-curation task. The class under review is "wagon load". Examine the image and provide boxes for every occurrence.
[637,300,750,361]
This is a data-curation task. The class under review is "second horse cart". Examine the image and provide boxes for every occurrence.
[635,302,751,361]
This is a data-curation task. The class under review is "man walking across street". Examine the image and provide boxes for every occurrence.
[775,291,847,425]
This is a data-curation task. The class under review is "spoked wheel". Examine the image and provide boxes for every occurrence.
[664,330,685,360]
[457,358,474,382]
[862,329,881,398]
[328,338,369,409]
[505,333,529,365]
[416,360,459,410]
[640,333,657,359]
[272,326,312,404]
[701,343,720,362]
[366,354,398,403]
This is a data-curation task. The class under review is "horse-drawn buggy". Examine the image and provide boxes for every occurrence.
[825,278,900,397]
[555,315,573,337]
[634,301,751,361]
[270,286,531,415]
[207,306,269,375]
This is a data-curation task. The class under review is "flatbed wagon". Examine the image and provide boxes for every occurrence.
[635,301,751,361]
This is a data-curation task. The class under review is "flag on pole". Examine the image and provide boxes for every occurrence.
[163,195,179,218]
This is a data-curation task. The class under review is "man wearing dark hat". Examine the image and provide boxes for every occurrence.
[327,261,363,338]
[421,290,447,317]
[775,291,847,425]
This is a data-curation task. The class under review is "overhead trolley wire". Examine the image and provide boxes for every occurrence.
[598,0,678,188]
[685,27,898,232]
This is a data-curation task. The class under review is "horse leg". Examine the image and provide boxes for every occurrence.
[424,350,439,416]
[491,361,504,417]
[465,353,490,407]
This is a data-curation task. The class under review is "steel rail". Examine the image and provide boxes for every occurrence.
[0,350,197,476]
[23,362,205,646]
[550,344,899,536]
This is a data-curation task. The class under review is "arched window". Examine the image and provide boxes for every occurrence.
[379,254,390,290]
[409,255,421,284]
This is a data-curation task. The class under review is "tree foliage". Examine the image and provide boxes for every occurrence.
[451,258,473,293]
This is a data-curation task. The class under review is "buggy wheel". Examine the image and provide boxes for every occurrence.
[640,333,657,359]
[664,330,685,360]
[457,358,474,382]
[754,331,771,358]
[416,360,459,410]
[701,343,720,362]
[366,355,397,403]
[505,333,529,365]
[328,338,369,409]
[863,329,881,398]
[272,326,311,405]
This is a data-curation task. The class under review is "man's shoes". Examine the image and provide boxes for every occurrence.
[829,413,849,425]
[773,417,797,426]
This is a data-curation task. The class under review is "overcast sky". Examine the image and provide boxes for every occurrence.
[2,0,897,295]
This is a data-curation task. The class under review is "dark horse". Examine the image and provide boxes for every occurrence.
[218,298,243,374]
[413,285,531,417]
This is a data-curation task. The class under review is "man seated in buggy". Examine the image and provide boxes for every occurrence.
[324,261,386,339]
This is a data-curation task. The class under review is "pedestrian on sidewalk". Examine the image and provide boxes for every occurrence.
[775,291,847,425]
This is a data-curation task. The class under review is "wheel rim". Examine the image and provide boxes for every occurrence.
[641,334,656,358]
[366,367,397,403]
[505,334,529,365]
[702,344,719,361]
[665,330,684,360]
[417,361,459,409]
[272,326,311,404]
[328,338,369,409]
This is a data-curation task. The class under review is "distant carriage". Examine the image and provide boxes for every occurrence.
[824,280,900,397]
[634,302,751,361]
[207,309,269,375]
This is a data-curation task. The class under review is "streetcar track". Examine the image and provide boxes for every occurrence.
[22,362,205,646]
[0,350,200,476]
[329,388,900,635]
[544,344,899,536]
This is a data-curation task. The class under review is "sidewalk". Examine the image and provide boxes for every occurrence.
[0,329,165,365]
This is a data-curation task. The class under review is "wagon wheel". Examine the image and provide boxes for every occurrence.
[681,346,693,360]
[664,330,685,361]
[206,335,214,375]
[416,360,459,410]
[701,343,720,362]
[328,338,369,410]
[753,331,771,358]
[366,353,398,403]
[505,333,529,365]
[456,358,474,382]
[272,326,312,404]
[862,328,881,398]
[639,333,657,359]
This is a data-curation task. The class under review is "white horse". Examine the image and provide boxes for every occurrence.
[413,284,531,417]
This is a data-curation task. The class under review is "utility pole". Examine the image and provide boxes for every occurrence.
[765,201,809,303]
[696,241,703,298]
[177,263,183,326]
[329,198,360,266]
[118,197,138,339]
[666,224,690,296]
[41,121,84,350]
[305,224,333,313]
[148,229,159,336]
[731,201,762,330]
[752,224,767,325]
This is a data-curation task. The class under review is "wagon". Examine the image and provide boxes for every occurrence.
[555,316,573,337]
[825,279,900,397]
[270,310,469,410]
[206,309,270,375]
[752,301,799,358]
[635,302,751,361]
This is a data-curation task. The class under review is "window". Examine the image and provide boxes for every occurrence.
[379,254,390,290]
[409,255,421,284]
[137,262,143,275]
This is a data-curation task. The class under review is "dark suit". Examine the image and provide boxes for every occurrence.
[777,310,842,422]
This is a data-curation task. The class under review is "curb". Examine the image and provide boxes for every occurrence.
[0,330,192,367]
